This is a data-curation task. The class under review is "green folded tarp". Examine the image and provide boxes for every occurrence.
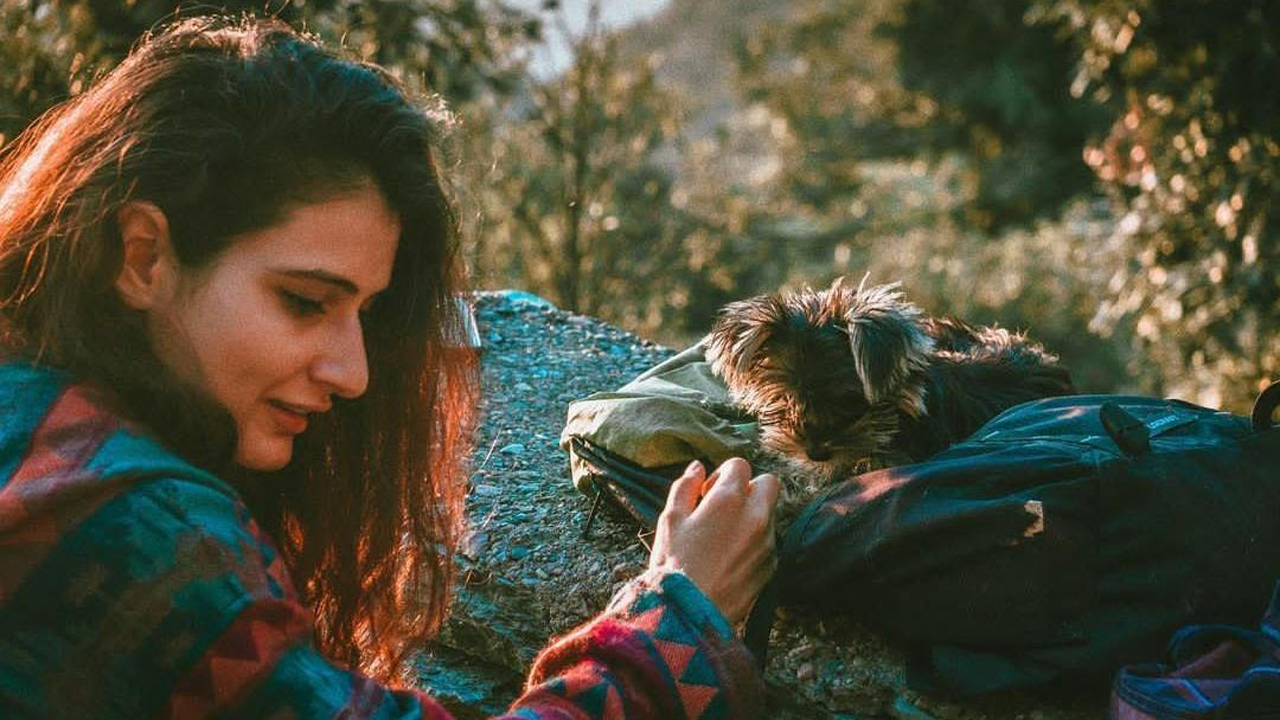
[559,339,758,497]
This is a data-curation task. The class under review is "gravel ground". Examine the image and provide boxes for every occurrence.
[416,291,1105,720]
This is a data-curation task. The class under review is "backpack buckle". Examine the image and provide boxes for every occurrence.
[1101,402,1151,455]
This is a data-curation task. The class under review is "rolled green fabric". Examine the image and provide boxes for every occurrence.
[560,339,758,495]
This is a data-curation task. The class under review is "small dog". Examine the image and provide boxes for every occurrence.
[706,278,1074,498]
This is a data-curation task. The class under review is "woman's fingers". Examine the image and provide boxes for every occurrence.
[694,457,751,513]
[648,456,780,627]
[748,472,780,507]
[664,459,707,517]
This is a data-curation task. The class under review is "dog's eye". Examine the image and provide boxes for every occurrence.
[827,404,867,426]
[841,395,870,413]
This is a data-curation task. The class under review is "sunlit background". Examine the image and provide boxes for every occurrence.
[1,0,1276,411]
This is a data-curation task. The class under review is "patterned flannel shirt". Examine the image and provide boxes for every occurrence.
[0,363,765,719]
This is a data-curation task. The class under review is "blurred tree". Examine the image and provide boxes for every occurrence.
[1034,0,1279,409]
[306,0,537,101]
[736,0,1111,232]
[465,1,699,336]
[735,0,1277,409]
[891,0,1113,231]
[735,0,914,220]
[0,0,537,147]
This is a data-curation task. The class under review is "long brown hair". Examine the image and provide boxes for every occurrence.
[0,16,477,682]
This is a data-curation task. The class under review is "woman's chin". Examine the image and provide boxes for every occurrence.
[233,438,294,471]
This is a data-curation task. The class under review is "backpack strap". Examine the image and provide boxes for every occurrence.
[742,577,777,670]
[1253,381,1280,431]
[743,485,843,670]
[569,436,681,532]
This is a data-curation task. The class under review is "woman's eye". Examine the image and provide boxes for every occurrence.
[280,290,325,317]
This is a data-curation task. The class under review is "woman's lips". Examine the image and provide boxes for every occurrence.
[267,400,309,434]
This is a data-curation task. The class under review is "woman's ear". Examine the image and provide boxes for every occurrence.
[115,201,175,310]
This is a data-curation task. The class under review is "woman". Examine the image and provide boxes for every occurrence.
[0,15,778,720]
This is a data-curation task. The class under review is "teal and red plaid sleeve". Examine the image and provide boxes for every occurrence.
[164,562,766,720]
[0,377,766,720]
[517,568,766,720]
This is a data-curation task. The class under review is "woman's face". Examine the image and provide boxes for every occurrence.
[149,184,400,470]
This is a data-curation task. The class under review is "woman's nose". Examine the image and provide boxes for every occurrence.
[311,314,369,399]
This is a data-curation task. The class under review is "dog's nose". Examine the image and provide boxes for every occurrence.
[806,446,833,462]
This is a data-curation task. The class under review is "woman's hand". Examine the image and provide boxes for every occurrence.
[648,457,780,628]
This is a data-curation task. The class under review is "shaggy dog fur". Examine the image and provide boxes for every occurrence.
[706,278,1075,512]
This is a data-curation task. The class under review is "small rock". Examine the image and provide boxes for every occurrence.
[509,547,530,561]
[471,484,501,497]
[462,530,489,557]
[797,662,815,681]
[610,561,639,581]
[499,443,526,455]
[786,643,817,662]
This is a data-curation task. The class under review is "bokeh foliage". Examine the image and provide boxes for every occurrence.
[733,0,1277,409]
[460,7,695,333]
[0,0,535,144]
[1,0,1275,411]
[1038,0,1279,408]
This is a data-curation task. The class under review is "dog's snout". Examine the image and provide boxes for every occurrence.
[805,444,833,462]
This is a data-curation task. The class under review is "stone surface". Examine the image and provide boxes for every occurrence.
[414,291,1104,720]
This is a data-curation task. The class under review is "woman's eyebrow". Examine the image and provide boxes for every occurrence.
[271,268,362,295]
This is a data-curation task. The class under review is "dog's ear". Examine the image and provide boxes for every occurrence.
[843,284,934,404]
[705,294,789,385]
